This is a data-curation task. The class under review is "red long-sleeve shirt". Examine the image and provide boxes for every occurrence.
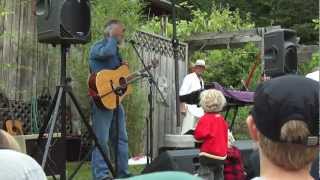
[194,113,228,158]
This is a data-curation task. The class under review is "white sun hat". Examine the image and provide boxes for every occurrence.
[195,59,205,67]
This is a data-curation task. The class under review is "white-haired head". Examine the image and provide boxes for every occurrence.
[104,19,122,38]
[200,89,226,113]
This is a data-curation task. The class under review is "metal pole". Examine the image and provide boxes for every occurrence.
[148,77,154,161]
[60,44,68,180]
[172,0,181,127]
[41,87,63,168]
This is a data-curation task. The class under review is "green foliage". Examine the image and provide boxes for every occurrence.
[89,0,142,41]
[312,18,320,30]
[299,53,320,75]
[179,8,253,38]
[178,0,214,13]
[192,43,260,89]
[214,0,319,44]
[142,5,254,38]
[124,84,147,155]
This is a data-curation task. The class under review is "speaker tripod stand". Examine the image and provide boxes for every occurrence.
[37,44,115,180]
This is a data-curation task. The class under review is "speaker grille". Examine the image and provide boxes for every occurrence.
[61,0,90,39]
[37,0,91,44]
[60,25,73,38]
[264,29,297,77]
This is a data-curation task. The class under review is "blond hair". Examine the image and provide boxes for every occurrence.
[0,130,21,151]
[200,89,226,113]
[259,120,318,170]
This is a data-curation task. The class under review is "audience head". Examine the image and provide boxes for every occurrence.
[200,89,226,113]
[247,75,319,170]
[0,129,21,152]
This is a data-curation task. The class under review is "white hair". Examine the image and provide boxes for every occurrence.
[200,89,226,112]
[104,25,112,37]
[104,19,122,38]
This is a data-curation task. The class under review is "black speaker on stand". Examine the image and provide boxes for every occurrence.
[36,0,91,44]
[264,29,298,78]
[35,1,116,179]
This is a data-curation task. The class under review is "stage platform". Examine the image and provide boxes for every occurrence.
[164,134,255,151]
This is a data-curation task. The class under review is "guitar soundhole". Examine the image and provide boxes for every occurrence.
[118,77,127,95]
[12,127,18,132]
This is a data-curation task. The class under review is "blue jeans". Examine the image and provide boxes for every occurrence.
[91,102,129,180]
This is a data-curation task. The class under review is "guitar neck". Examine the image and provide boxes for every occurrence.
[126,67,150,82]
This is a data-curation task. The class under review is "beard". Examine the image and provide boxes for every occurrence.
[117,38,125,48]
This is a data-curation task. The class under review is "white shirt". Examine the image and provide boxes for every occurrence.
[179,72,204,117]
[251,177,264,180]
[306,70,319,81]
[0,149,47,180]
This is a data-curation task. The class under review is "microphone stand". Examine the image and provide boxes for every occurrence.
[171,0,181,127]
[110,82,124,177]
[129,40,168,164]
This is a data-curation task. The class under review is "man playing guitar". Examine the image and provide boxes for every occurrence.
[88,19,130,180]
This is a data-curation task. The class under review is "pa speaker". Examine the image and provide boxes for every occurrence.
[36,0,91,44]
[26,137,64,176]
[264,29,298,77]
[142,149,200,174]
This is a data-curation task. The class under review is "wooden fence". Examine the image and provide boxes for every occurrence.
[132,31,188,156]
[0,0,58,101]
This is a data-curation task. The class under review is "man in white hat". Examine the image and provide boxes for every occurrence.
[179,59,206,134]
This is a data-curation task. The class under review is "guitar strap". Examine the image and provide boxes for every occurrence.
[88,64,96,96]
[88,72,108,110]
[117,47,123,64]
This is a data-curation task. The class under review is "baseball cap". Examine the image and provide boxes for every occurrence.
[251,75,319,146]
[195,59,205,67]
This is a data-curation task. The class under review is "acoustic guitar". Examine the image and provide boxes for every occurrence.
[88,60,158,110]
[5,118,23,135]
[4,102,23,135]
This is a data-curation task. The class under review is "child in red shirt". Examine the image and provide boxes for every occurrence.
[194,89,228,180]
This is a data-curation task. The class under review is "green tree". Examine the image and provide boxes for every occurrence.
[142,6,254,39]
[299,53,320,75]
[213,0,319,44]
[192,44,260,89]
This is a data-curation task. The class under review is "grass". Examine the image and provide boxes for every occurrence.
[48,162,145,180]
